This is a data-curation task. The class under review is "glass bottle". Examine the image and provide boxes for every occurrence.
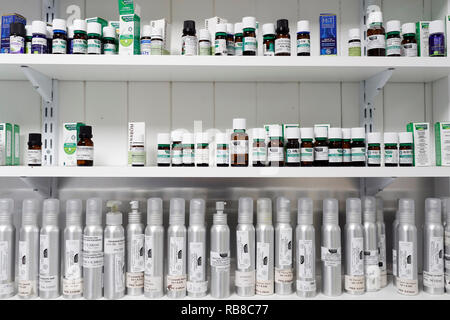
[385,20,401,57]
[52,19,67,54]
[242,16,257,56]
[328,128,343,167]
[87,22,102,55]
[195,132,209,167]
[140,25,152,55]
[102,26,117,55]
[234,23,243,56]
[367,132,381,167]
[285,127,300,167]
[231,118,249,167]
[252,128,267,167]
[25,25,32,54]
[351,127,366,167]
[171,131,183,167]
[31,20,48,54]
[77,126,94,167]
[157,133,171,167]
[429,20,445,57]
[275,19,290,56]
[215,133,229,167]
[226,23,235,56]
[72,19,87,55]
[300,128,314,167]
[262,23,275,56]
[384,132,398,167]
[150,27,163,55]
[182,20,197,56]
[27,133,42,166]
[182,133,195,167]
[399,132,413,167]
[313,127,329,167]
[268,125,285,167]
[348,28,361,56]
[342,128,352,166]
[198,29,211,56]
[10,22,26,54]
[296,20,310,56]
[401,23,417,57]
[67,25,74,54]
[367,11,386,56]
[215,23,227,56]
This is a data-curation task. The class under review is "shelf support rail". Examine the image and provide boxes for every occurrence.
[20,177,58,198]
[360,177,396,197]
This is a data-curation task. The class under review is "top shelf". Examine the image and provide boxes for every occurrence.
[1,55,449,83]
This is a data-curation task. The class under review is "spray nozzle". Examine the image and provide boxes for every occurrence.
[0,199,13,225]
[297,198,313,225]
[216,201,226,213]
[170,198,185,225]
[190,199,205,226]
[130,200,139,211]
[107,200,122,213]
[238,197,253,224]
[86,198,102,226]
[214,201,227,225]
[257,198,272,224]
[276,197,290,223]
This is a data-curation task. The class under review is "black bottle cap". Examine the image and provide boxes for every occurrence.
[183,20,196,34]
[276,19,289,34]
[28,133,42,146]
[79,125,92,139]
[10,22,26,37]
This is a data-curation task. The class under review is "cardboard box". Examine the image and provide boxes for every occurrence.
[416,21,430,57]
[205,17,227,54]
[407,122,431,167]
[446,15,450,57]
[128,122,146,166]
[86,17,108,37]
[63,122,85,166]
[435,122,450,166]
[1,14,26,53]
[150,18,171,55]
[0,123,12,165]
[118,1,141,55]
[13,124,20,165]
[320,13,337,56]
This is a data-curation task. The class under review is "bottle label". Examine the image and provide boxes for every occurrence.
[130,233,145,273]
[243,36,257,53]
[401,43,417,57]
[256,279,273,295]
[141,39,151,55]
[169,236,184,276]
[189,242,205,281]
[105,237,125,255]
[87,38,101,54]
[39,234,50,276]
[77,146,94,161]
[52,38,67,54]
[275,268,293,284]
[150,39,163,55]
[263,41,275,56]
[321,246,341,267]
[18,241,30,281]
[314,146,329,161]
[114,254,125,293]
[368,34,386,51]
[27,149,42,165]
[297,38,310,54]
[252,146,267,162]
[63,278,83,296]
[350,237,364,276]
[237,230,251,270]
[64,239,82,280]
[199,41,211,56]
[445,231,450,290]
[278,228,292,267]
[385,149,398,165]
[386,37,401,55]
[187,280,207,294]
[351,147,365,162]
[235,270,255,287]
[31,37,47,54]
[286,148,300,163]
[367,149,381,165]
[10,35,24,54]
[392,249,397,276]
[172,149,183,165]
[423,271,444,289]
[397,278,418,295]
[182,35,197,56]
[379,233,387,273]
[256,242,270,281]
[345,275,365,293]
[328,148,343,163]
[157,149,171,164]
[72,39,87,54]
[166,274,187,292]
[26,41,32,54]
[275,38,291,55]
[144,235,155,276]
[301,147,314,162]
[399,149,413,165]
[428,236,444,273]
[210,251,231,270]
[298,240,314,279]
[430,35,445,56]
[398,241,414,280]
[227,40,235,55]
[103,43,116,55]
[297,279,316,293]
[268,146,284,162]
[130,146,146,166]
[365,250,381,291]
[231,140,249,156]
[82,235,103,268]
[348,41,361,56]
[235,41,243,56]
[0,241,9,281]
[126,272,144,289]
[214,38,227,55]
[195,147,209,165]
[18,280,36,297]
[343,148,351,163]
[216,148,229,164]
[144,275,162,293]
[182,148,195,165]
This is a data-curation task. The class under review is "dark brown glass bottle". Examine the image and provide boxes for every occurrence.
[77,125,94,167]
[275,19,291,56]
[342,129,352,166]
[252,129,266,167]
[216,133,229,167]
[300,128,314,167]
[242,17,257,56]
[231,119,249,167]
[350,130,366,167]
[285,135,300,167]
[328,140,343,167]
[268,127,284,167]
[171,133,183,167]
[27,133,42,167]
[367,12,386,57]
[313,137,329,167]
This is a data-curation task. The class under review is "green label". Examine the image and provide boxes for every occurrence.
[349,46,361,56]
[442,124,450,130]
[64,143,77,155]
[415,124,428,130]
[120,34,133,47]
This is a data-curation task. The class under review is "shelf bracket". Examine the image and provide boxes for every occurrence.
[360,177,396,197]
[20,177,58,198]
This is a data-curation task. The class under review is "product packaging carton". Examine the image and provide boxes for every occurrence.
[407,122,431,166]
[128,122,146,166]
[150,18,170,55]
[62,122,85,166]
[205,17,227,54]
[13,124,20,165]
[119,0,141,55]
[0,123,12,165]
[435,122,450,166]
[416,21,430,57]
[1,14,26,53]
[320,13,337,55]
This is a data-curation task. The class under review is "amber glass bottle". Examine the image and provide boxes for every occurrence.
[285,127,300,167]
[275,19,290,56]
[300,127,314,167]
[367,132,381,167]
[252,128,267,167]
[351,127,366,167]
[268,125,285,167]
[27,133,42,166]
[342,128,352,166]
[313,127,329,167]
[171,131,183,167]
[77,125,94,167]
[231,118,249,167]
[384,132,398,167]
[399,132,413,167]
[328,128,343,167]
[367,11,386,56]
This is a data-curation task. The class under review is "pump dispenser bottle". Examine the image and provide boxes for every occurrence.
[18,199,40,299]
[167,198,187,298]
[210,201,231,299]
[321,198,342,296]
[0,199,15,298]
[104,201,125,299]
[397,199,418,295]
[144,198,165,298]
[63,199,83,299]
[363,197,380,292]
[39,199,60,299]
[344,198,364,294]
[256,198,274,295]
[296,198,316,297]
[83,198,103,300]
[126,201,145,296]
[187,199,207,298]
[235,197,256,297]
[275,197,293,295]
[423,198,444,295]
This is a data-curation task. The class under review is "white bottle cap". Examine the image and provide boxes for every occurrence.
[170,198,185,225]
[314,126,328,139]
[142,25,152,38]
[22,199,39,226]
[216,23,227,34]
[363,196,376,223]
[157,133,170,145]
[234,22,243,34]
[342,128,351,140]
[52,19,66,32]
[32,20,47,35]
[429,20,444,35]
[43,199,60,226]
[189,198,205,226]
[73,19,87,32]
[346,198,361,224]
[151,27,163,38]
[328,128,342,140]
[300,127,314,140]
[257,198,272,224]
[367,132,381,144]
[348,28,360,40]
[195,132,208,144]
[147,198,163,226]
[386,20,401,33]
[238,197,253,224]
[66,199,82,226]
[286,127,300,139]
[215,132,227,144]
[402,23,415,35]
[171,130,183,142]
[399,132,413,144]
[106,201,122,226]
[323,198,339,225]
[25,25,32,36]
[368,11,383,25]
[87,22,101,35]
[351,127,365,140]
[276,197,291,223]
[233,118,246,130]
[86,198,102,225]
[103,26,116,38]
[226,23,234,34]
[242,16,256,29]
[253,128,266,140]
[262,23,275,36]
[269,125,282,138]
[297,198,313,225]
[199,28,210,41]
[297,20,310,33]
[213,202,227,225]
[182,133,194,144]
[384,132,398,144]
[68,25,74,38]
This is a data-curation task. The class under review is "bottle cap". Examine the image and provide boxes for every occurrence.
[269,125,282,138]
[234,22,243,34]
[147,198,163,226]
[226,23,234,35]
[276,197,291,223]
[314,126,327,139]
[66,199,82,226]
[157,133,170,145]
[103,26,116,39]
[368,11,383,25]
[402,23,415,35]
[376,198,384,223]
[238,197,253,224]
[79,125,92,139]
[182,133,194,144]
[10,22,26,37]
[86,198,102,225]
[87,22,101,35]
[286,127,300,139]
[195,132,208,144]
[142,25,152,38]
[170,198,185,225]
[398,198,415,225]
[323,198,339,225]
[128,200,141,224]
[346,198,361,224]
[429,20,444,35]
[386,20,400,33]
[257,198,272,224]
[300,127,314,140]
[276,19,289,33]
[425,198,442,224]
[342,128,351,140]
[189,198,205,226]
[52,19,66,32]
[151,27,163,38]
[297,198,313,225]
[384,132,398,144]
[22,199,39,226]
[367,132,381,144]
[0,199,13,225]
[242,16,256,29]
[43,199,60,226]
[25,25,32,37]
[233,118,246,130]
[399,132,413,144]
[351,127,365,140]
[183,20,196,34]
[328,128,342,140]
[216,23,227,34]
[213,201,227,225]
[215,132,228,144]
[199,28,210,41]
[348,28,360,40]
[366,5,381,15]
[262,23,275,36]
[106,200,122,225]
[68,25,74,38]
[171,130,183,142]
[28,133,42,146]
[363,196,376,223]
[32,20,47,35]
[253,128,266,140]
[297,20,310,33]
[73,19,87,32]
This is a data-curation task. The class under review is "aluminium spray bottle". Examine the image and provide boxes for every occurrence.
[210,201,231,298]
[376,197,387,288]
[397,198,418,296]
[104,201,125,299]
[235,197,255,297]
[39,199,61,299]
[0,199,15,298]
[363,196,380,292]
[83,198,103,300]
[167,198,187,298]
[445,198,450,292]
[275,197,293,295]
[126,201,145,296]
[187,199,207,298]
[256,198,274,296]
[63,199,83,299]
[321,198,342,296]
[344,198,364,295]
[296,198,316,297]
[392,208,400,287]
[144,198,164,298]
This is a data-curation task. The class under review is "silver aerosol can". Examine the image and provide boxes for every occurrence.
[144,198,164,298]
[442,197,449,228]
[296,198,316,297]
[62,199,83,299]
[236,197,255,297]
[321,198,342,296]
[0,199,15,298]
[445,198,450,292]
[344,198,364,294]
[83,198,103,300]
[18,199,40,299]
[392,209,399,287]
[397,199,418,296]
[167,198,187,298]
[275,197,293,295]
[39,199,60,299]
[363,196,380,292]
[423,198,444,295]
[187,199,207,298]
[256,198,274,296]
[126,201,145,296]
[376,198,387,288]
[210,201,231,298]
[104,201,125,299]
